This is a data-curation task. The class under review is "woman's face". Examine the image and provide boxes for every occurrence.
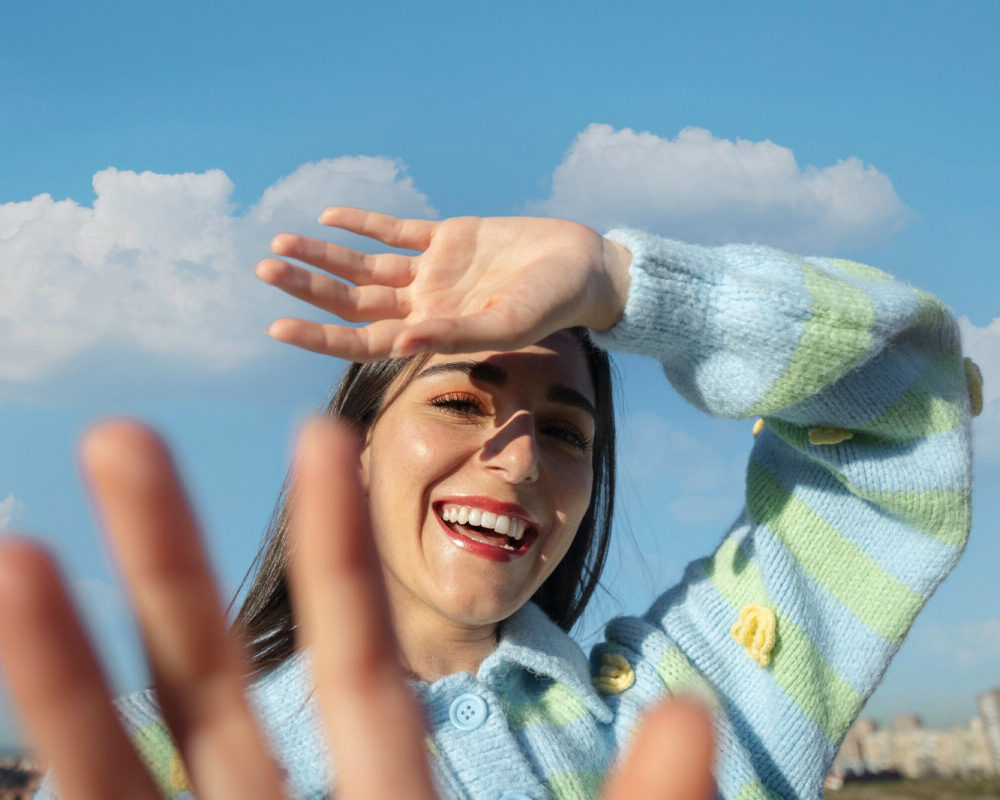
[361,332,596,629]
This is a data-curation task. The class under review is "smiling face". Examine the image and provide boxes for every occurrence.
[360,332,597,631]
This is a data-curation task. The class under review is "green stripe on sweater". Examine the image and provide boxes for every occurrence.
[500,677,590,730]
[824,259,943,329]
[543,770,603,800]
[749,263,875,416]
[862,488,970,546]
[826,257,891,284]
[733,777,785,800]
[915,289,947,327]
[706,537,862,741]
[746,461,923,644]
[763,419,969,545]
[862,352,964,441]
[656,647,719,708]
[131,721,180,797]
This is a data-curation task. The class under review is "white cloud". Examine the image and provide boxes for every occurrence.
[0,493,24,529]
[0,156,436,391]
[959,315,1000,461]
[914,619,1000,668]
[528,124,910,252]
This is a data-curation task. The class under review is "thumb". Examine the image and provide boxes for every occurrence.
[602,696,715,800]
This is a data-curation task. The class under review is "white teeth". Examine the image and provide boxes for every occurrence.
[439,504,531,540]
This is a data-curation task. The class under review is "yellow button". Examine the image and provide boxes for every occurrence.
[593,652,635,694]
[169,750,191,792]
[752,418,766,438]
[808,426,853,446]
[730,603,776,668]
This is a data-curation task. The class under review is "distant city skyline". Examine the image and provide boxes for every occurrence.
[834,688,1000,780]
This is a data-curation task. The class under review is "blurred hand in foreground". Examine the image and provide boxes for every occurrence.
[0,419,713,800]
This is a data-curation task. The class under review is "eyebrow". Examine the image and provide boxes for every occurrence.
[415,361,596,418]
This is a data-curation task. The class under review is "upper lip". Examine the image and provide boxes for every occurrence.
[433,495,540,532]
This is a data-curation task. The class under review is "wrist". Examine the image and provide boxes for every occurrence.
[587,236,632,332]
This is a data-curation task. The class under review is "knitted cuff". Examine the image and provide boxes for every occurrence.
[589,228,713,359]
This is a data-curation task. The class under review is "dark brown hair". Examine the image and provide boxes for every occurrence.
[232,329,616,678]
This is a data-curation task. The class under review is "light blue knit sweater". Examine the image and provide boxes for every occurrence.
[37,230,975,800]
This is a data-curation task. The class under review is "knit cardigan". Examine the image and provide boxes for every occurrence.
[36,230,975,800]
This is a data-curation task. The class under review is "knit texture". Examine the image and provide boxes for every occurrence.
[35,231,974,800]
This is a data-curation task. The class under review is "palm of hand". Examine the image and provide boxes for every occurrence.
[257,210,616,360]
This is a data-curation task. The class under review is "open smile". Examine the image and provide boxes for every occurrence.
[433,499,539,562]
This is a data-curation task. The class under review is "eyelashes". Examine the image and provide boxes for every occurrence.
[430,393,486,416]
[429,393,592,452]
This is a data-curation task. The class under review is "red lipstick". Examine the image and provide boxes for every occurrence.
[433,496,539,563]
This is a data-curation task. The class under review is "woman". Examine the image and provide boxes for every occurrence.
[0,210,975,799]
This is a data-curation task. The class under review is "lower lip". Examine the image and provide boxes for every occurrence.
[434,512,531,563]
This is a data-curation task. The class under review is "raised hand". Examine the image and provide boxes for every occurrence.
[0,420,713,800]
[255,209,633,361]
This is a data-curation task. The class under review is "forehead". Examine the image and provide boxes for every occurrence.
[419,331,595,401]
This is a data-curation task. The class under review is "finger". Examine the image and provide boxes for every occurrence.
[255,259,405,323]
[80,421,286,800]
[266,318,406,361]
[0,539,162,800]
[318,207,438,252]
[602,697,715,800]
[269,234,414,287]
[289,420,437,800]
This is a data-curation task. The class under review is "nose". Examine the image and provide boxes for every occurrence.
[480,412,540,484]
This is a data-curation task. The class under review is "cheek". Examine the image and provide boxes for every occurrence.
[366,421,468,520]
[565,462,595,519]
[550,467,595,554]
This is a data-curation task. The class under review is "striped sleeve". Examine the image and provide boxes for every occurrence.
[591,230,974,799]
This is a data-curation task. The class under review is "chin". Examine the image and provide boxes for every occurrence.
[433,583,531,628]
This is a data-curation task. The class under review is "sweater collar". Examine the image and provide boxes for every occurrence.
[251,602,613,727]
[477,602,613,724]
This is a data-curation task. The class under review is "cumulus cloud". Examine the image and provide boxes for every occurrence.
[528,124,910,252]
[0,493,24,529]
[914,618,1000,668]
[0,156,436,393]
[959,315,1000,461]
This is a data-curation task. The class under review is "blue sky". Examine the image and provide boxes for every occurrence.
[2,0,999,750]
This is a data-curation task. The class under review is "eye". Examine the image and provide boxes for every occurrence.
[430,392,487,417]
[542,422,592,452]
